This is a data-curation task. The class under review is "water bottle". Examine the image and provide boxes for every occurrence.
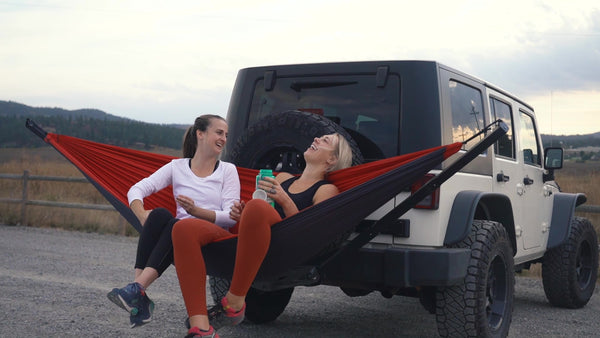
[254,169,275,207]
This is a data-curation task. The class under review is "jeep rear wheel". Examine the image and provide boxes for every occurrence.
[436,220,514,338]
[245,287,295,324]
[227,110,363,173]
[541,216,598,308]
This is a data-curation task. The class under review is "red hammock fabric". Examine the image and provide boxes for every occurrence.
[44,133,462,233]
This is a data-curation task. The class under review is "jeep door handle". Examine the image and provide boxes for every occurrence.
[523,177,534,185]
[496,173,510,182]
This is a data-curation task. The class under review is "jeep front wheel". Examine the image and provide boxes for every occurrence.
[541,216,598,308]
[436,220,515,338]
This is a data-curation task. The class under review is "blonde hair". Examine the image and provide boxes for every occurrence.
[327,133,353,172]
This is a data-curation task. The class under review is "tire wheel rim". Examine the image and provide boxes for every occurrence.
[256,147,306,173]
[576,240,593,289]
[486,254,508,331]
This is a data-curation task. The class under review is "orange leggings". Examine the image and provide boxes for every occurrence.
[172,199,282,317]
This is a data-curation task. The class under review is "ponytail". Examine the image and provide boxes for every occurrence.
[182,126,196,158]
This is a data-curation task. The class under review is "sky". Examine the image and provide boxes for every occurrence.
[1,0,599,135]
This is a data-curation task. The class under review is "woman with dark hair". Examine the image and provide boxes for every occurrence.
[172,133,353,337]
[107,114,240,328]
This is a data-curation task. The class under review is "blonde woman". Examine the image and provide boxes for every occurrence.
[172,133,353,337]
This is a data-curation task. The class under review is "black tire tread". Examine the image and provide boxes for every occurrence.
[541,216,598,308]
[228,110,363,169]
[435,220,514,338]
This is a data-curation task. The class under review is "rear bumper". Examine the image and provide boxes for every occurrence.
[321,246,470,288]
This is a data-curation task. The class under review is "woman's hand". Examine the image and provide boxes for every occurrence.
[257,177,285,203]
[138,209,151,225]
[176,194,196,215]
[258,176,299,217]
[130,199,151,225]
[229,200,245,221]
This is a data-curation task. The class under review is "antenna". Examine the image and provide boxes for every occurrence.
[550,90,553,146]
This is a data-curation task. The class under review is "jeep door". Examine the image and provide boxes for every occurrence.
[515,107,552,251]
[489,91,551,255]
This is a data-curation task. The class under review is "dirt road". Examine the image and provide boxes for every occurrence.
[1,224,598,337]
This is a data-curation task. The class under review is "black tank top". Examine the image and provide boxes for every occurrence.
[274,176,331,218]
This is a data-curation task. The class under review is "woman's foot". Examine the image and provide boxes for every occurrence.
[107,282,154,327]
[207,296,245,329]
[185,326,219,338]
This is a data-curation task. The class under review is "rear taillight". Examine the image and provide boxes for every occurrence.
[410,174,440,209]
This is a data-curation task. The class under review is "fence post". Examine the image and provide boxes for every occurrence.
[21,170,29,225]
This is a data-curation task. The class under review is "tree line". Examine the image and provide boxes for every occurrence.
[3,115,187,150]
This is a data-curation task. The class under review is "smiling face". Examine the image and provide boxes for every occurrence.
[197,118,228,156]
[304,133,339,169]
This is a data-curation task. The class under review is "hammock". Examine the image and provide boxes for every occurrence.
[27,118,497,281]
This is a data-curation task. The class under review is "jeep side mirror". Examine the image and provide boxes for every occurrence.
[544,147,563,169]
[543,147,563,182]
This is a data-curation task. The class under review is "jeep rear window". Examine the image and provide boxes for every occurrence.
[248,75,400,159]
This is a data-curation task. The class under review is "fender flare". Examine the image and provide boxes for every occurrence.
[444,190,517,253]
[547,192,587,249]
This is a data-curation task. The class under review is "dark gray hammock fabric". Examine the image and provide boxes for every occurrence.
[203,146,452,281]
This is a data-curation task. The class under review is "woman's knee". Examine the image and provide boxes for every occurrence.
[172,219,229,247]
[143,208,173,229]
[172,219,192,241]
[239,199,281,229]
[243,199,273,215]
[148,207,173,222]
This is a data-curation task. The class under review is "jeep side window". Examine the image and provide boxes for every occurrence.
[449,80,485,151]
[519,111,541,166]
[489,97,515,159]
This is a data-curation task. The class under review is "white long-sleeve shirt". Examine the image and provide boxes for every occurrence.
[127,158,240,229]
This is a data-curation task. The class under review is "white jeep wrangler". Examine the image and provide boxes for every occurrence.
[214,60,598,337]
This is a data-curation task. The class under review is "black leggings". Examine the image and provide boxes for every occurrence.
[134,208,178,276]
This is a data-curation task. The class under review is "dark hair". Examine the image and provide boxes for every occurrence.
[182,114,226,158]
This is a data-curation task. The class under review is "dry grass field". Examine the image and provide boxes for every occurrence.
[1,146,598,234]
[0,146,179,236]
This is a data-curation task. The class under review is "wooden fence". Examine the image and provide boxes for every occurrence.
[1,170,599,227]
[0,171,116,226]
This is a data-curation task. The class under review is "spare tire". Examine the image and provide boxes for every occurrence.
[210,110,363,325]
[227,110,362,173]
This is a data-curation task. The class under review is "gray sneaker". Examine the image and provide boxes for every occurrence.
[107,282,154,327]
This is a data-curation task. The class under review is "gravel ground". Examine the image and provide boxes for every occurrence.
[1,224,598,337]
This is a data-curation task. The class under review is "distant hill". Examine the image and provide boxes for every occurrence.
[2,100,599,152]
[1,100,188,150]
[0,100,125,121]
[541,132,600,149]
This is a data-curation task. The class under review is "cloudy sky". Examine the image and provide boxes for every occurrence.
[2,0,599,135]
